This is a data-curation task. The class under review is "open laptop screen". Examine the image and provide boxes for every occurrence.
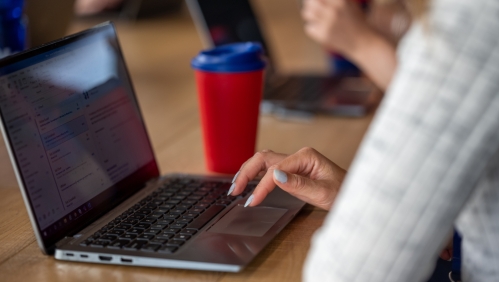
[188,0,271,59]
[0,23,158,251]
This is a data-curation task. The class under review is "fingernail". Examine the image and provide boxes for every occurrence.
[274,169,287,183]
[227,183,236,196]
[244,195,254,208]
[232,171,240,183]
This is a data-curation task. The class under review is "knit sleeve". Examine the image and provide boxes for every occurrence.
[303,0,499,281]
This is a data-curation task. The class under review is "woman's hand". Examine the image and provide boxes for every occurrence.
[301,0,397,91]
[229,147,347,210]
[301,0,370,56]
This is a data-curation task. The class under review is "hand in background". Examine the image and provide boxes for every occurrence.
[301,0,398,91]
[301,0,370,57]
[229,147,346,210]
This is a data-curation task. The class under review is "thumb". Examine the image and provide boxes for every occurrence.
[273,169,336,210]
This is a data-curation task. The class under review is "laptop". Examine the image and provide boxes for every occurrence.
[0,22,305,272]
[186,0,375,117]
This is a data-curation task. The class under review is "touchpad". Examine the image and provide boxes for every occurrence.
[208,205,288,237]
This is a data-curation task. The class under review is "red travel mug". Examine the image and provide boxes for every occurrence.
[191,43,266,174]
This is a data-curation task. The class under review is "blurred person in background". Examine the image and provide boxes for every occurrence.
[230,0,499,281]
[75,0,123,16]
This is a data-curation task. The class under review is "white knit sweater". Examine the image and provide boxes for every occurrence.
[304,0,499,281]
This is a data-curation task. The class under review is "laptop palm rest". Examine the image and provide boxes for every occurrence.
[208,205,287,237]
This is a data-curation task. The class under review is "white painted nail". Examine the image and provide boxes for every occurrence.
[274,169,288,183]
[244,195,254,208]
[227,183,236,196]
[232,170,240,183]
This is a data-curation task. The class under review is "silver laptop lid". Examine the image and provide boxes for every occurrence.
[0,22,159,253]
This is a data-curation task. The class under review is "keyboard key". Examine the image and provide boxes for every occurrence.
[90,240,109,248]
[189,208,204,214]
[79,239,93,246]
[171,223,187,229]
[176,204,192,210]
[149,213,164,219]
[120,233,137,240]
[99,235,118,241]
[99,226,110,233]
[156,219,174,225]
[113,224,132,230]
[186,205,225,230]
[169,209,186,215]
[181,200,197,205]
[150,238,168,244]
[124,240,147,250]
[107,230,125,236]
[141,244,161,252]
[127,228,144,234]
[141,218,157,224]
[135,223,151,229]
[163,214,179,220]
[159,204,175,209]
[93,231,103,237]
[137,208,152,215]
[128,214,145,220]
[137,234,155,240]
[145,204,158,210]
[163,228,180,234]
[156,234,173,240]
[174,234,191,241]
[182,213,198,219]
[165,199,181,205]
[180,229,197,236]
[151,200,164,206]
[143,229,161,235]
[150,224,168,230]
[166,239,185,247]
[216,200,232,206]
[198,199,214,205]
[158,246,178,254]
[107,239,130,249]
[176,218,192,224]
[194,203,210,209]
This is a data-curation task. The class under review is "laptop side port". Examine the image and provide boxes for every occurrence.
[80,254,88,258]
[99,255,113,261]
[66,253,74,257]
[121,258,133,263]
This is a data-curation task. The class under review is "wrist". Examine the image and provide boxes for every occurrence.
[348,26,381,64]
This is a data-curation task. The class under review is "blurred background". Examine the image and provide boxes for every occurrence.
[0,0,411,175]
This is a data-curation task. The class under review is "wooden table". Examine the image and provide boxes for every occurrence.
[0,1,374,281]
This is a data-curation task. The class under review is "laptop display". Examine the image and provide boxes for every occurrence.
[0,24,159,250]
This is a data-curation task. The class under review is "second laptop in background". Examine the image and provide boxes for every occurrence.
[186,0,376,117]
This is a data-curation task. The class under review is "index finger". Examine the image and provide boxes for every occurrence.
[230,150,287,196]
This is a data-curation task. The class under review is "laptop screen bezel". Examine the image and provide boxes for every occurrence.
[0,22,160,254]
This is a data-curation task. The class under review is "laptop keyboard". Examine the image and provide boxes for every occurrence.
[79,178,254,254]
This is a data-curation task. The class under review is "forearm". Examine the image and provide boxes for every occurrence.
[348,30,397,91]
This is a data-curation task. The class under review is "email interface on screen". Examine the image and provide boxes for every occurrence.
[0,27,155,239]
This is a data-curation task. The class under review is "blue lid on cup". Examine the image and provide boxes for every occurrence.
[191,42,266,72]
